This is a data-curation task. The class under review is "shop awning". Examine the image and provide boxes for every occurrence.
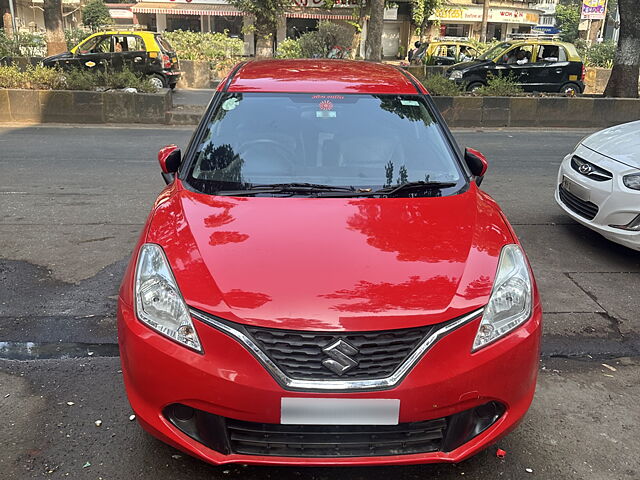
[131,3,245,16]
[285,10,354,20]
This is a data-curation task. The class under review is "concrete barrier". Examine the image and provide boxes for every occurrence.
[0,88,171,124]
[584,67,612,95]
[433,95,640,128]
[177,60,212,89]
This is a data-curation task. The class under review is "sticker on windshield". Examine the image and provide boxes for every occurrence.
[222,98,240,111]
[316,111,336,118]
[401,100,420,106]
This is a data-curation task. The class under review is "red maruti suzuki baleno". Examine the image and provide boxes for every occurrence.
[118,59,542,466]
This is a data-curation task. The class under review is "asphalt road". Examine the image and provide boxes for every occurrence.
[1,125,639,480]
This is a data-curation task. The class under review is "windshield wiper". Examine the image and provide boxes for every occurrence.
[316,181,457,197]
[214,182,356,196]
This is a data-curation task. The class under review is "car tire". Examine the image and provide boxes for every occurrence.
[149,74,167,90]
[560,82,581,96]
[467,82,484,93]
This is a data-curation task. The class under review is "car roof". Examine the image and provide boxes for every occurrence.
[227,59,420,94]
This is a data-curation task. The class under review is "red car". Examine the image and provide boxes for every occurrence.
[118,59,542,466]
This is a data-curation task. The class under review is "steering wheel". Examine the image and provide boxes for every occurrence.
[237,139,295,174]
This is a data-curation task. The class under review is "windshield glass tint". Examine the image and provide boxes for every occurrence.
[185,93,462,193]
[479,42,512,60]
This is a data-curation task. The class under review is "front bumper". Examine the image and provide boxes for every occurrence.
[118,300,542,466]
[555,146,640,251]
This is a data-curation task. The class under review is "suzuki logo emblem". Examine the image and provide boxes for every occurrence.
[321,339,359,375]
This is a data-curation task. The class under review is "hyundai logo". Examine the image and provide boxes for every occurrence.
[322,339,359,375]
[578,163,592,175]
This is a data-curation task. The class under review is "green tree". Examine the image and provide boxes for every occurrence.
[555,1,581,43]
[410,0,442,42]
[226,0,289,57]
[82,0,112,31]
[604,0,640,97]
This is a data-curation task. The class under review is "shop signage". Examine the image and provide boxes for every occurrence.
[293,0,358,6]
[109,8,134,18]
[581,0,607,20]
[430,6,539,25]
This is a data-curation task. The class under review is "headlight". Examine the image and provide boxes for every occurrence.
[473,244,532,351]
[623,173,640,191]
[134,243,202,352]
[449,70,463,80]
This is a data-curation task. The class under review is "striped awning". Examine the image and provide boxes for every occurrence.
[131,3,245,16]
[286,11,354,20]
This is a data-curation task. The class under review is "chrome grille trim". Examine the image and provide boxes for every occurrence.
[190,307,484,392]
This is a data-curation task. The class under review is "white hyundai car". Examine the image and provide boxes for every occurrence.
[555,120,640,251]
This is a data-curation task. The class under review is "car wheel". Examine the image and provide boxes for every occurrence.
[149,75,166,90]
[467,82,484,93]
[561,82,580,96]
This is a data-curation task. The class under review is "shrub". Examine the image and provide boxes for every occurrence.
[421,74,463,96]
[576,39,615,68]
[82,0,113,30]
[0,64,156,92]
[296,20,353,58]
[162,30,243,66]
[0,65,65,89]
[0,31,46,57]
[276,38,302,59]
[474,73,523,96]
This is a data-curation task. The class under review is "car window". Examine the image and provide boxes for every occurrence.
[93,36,113,54]
[479,42,512,60]
[535,44,567,63]
[185,93,464,195]
[155,35,173,52]
[125,35,145,52]
[499,45,533,65]
[78,36,104,54]
[446,45,457,57]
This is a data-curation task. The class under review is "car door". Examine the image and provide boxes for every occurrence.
[530,44,570,92]
[112,35,147,74]
[75,35,113,72]
[495,44,535,90]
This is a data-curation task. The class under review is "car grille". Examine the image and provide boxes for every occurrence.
[571,155,613,181]
[226,417,447,457]
[244,325,436,380]
[559,184,599,220]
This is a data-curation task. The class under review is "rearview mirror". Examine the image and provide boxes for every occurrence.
[158,145,181,184]
[464,147,488,185]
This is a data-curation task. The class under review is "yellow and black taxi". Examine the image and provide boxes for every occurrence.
[43,30,181,89]
[411,39,479,66]
[446,38,585,95]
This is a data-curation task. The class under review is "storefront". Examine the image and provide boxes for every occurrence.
[429,5,541,40]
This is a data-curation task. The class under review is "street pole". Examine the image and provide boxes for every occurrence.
[7,0,17,38]
[480,0,490,42]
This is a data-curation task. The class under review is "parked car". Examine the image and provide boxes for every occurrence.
[118,59,542,466]
[555,120,640,250]
[446,39,585,94]
[43,30,181,89]
[411,39,479,65]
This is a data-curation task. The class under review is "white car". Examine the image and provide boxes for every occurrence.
[555,120,640,251]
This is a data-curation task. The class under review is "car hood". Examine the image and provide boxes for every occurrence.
[146,183,513,331]
[43,51,72,63]
[582,120,640,169]
[448,60,492,72]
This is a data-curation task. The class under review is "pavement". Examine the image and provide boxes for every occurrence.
[1,125,639,479]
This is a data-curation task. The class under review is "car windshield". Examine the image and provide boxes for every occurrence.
[479,42,512,60]
[184,93,464,195]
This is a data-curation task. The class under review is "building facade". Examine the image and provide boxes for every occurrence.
[531,0,559,34]
[428,1,542,41]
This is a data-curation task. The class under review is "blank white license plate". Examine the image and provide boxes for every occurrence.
[562,175,590,201]
[281,398,400,425]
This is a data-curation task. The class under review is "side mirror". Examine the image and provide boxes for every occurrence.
[158,145,181,185]
[464,147,488,185]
